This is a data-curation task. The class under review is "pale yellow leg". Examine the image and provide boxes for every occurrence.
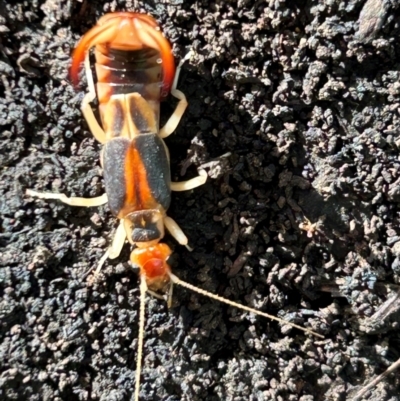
[164,216,191,250]
[147,283,174,308]
[170,169,207,192]
[94,220,127,274]
[146,290,165,301]
[108,219,127,259]
[159,52,193,139]
[81,54,107,144]
[26,189,108,207]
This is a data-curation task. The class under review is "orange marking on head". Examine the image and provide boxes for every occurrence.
[70,12,175,95]
[130,244,172,289]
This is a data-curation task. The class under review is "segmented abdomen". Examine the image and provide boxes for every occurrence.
[95,47,163,125]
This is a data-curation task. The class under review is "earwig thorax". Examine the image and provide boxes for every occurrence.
[123,210,165,244]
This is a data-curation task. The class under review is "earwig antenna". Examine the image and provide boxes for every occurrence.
[167,282,174,308]
[134,275,148,401]
[169,273,324,339]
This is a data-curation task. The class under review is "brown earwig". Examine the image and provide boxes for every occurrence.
[26,12,323,401]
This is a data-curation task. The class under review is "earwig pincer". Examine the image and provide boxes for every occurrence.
[26,12,323,401]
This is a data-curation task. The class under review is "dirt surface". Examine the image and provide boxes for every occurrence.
[1,0,400,400]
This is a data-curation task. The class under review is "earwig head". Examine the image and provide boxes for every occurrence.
[70,12,174,95]
[124,210,165,245]
[130,243,172,292]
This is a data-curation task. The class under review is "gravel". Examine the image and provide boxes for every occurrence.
[1,0,400,400]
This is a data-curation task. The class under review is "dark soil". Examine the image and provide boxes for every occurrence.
[1,0,400,400]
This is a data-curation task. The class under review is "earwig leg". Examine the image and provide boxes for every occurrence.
[108,219,127,259]
[81,94,107,144]
[93,250,110,275]
[84,53,96,100]
[159,53,192,139]
[170,169,207,192]
[81,54,107,144]
[146,289,165,301]
[26,189,108,207]
[147,282,174,307]
[93,221,126,275]
[164,216,192,251]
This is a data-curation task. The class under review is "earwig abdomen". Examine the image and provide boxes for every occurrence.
[95,48,163,125]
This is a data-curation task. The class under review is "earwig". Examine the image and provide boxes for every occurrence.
[26,12,323,401]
